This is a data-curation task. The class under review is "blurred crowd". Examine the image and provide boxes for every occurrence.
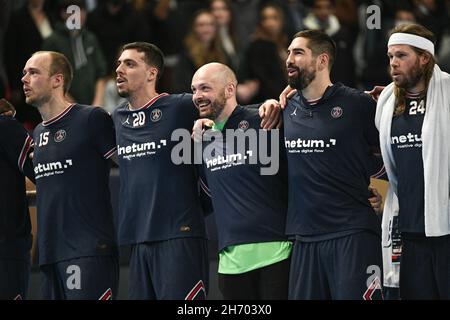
[1,0,450,130]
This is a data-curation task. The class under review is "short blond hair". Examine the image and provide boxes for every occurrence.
[33,51,73,94]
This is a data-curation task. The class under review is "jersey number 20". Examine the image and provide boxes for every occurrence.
[132,112,145,127]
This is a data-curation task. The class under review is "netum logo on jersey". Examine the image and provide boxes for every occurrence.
[391,133,422,149]
[117,140,167,160]
[205,151,254,171]
[284,138,337,153]
[34,159,73,179]
[171,128,280,175]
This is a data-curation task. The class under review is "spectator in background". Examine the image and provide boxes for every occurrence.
[274,0,309,39]
[87,0,149,77]
[394,5,416,27]
[141,1,208,92]
[238,2,288,104]
[355,0,395,90]
[414,0,449,52]
[437,0,450,72]
[334,0,358,28]
[228,0,261,48]
[303,0,357,86]
[42,0,107,106]
[4,0,54,129]
[0,0,11,99]
[173,9,229,93]
[210,0,240,71]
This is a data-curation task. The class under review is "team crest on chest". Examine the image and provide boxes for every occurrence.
[238,120,249,131]
[150,108,162,122]
[54,129,66,142]
[331,106,343,119]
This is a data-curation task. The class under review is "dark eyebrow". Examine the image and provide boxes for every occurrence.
[288,47,305,54]
[118,58,137,65]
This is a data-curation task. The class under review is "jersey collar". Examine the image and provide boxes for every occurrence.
[42,103,75,127]
[296,83,340,108]
[128,93,169,111]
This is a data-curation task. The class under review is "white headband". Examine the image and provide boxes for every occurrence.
[388,32,435,56]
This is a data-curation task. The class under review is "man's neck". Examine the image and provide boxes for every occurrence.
[406,80,427,95]
[301,74,332,101]
[215,100,237,124]
[38,96,72,122]
[128,90,159,111]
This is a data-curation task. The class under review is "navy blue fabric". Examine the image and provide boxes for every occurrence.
[0,258,30,299]
[0,117,33,261]
[391,96,425,233]
[283,84,381,238]
[400,234,450,299]
[40,255,119,300]
[33,105,118,265]
[128,238,209,300]
[200,105,288,251]
[113,94,207,245]
[289,231,383,299]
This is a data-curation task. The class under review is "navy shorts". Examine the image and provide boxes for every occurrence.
[289,231,383,300]
[41,255,119,300]
[0,258,30,300]
[400,234,450,299]
[128,238,209,300]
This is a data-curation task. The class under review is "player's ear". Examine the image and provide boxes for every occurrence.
[224,82,236,99]
[148,67,158,82]
[317,53,329,72]
[419,52,431,66]
[52,73,64,90]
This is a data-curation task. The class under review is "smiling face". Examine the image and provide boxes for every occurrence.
[115,49,154,98]
[191,70,227,120]
[286,37,318,90]
[388,44,426,90]
[21,52,54,107]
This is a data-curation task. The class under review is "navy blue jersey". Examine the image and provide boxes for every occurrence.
[33,104,118,265]
[113,93,206,245]
[200,106,288,251]
[391,94,425,234]
[0,116,33,260]
[283,84,381,238]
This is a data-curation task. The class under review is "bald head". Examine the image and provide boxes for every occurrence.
[193,62,237,88]
[191,63,238,120]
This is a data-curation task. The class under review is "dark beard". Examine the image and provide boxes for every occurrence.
[198,92,227,120]
[394,59,424,90]
[117,90,129,98]
[209,93,227,120]
[287,65,316,90]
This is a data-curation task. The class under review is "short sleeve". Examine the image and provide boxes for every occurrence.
[87,107,117,159]
[360,93,380,149]
[179,93,198,123]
